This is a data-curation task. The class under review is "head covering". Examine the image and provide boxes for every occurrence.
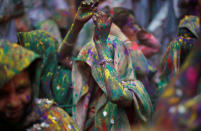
[17,30,73,114]
[0,39,78,131]
[152,38,201,131]
[17,30,59,99]
[0,38,41,96]
[0,39,40,90]
[178,15,200,38]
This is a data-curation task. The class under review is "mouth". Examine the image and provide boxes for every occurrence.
[5,109,23,122]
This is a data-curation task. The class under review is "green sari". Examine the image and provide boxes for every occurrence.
[17,30,73,114]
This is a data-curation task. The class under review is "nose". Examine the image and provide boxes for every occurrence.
[7,93,21,109]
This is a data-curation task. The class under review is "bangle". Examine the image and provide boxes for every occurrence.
[65,43,74,47]
[60,42,74,49]
[98,58,113,65]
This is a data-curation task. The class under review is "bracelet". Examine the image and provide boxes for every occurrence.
[98,58,113,65]
[65,43,74,47]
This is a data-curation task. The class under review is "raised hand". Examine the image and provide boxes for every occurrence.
[93,11,112,42]
[58,0,99,64]
[75,0,99,24]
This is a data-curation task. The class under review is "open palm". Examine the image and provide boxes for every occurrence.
[75,0,99,23]
[93,11,112,41]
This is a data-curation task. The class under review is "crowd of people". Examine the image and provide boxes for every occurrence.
[0,0,201,130]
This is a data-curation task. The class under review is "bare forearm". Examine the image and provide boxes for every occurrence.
[58,20,84,60]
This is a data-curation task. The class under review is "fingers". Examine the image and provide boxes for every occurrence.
[92,0,99,8]
[92,15,98,26]
[93,11,112,29]
[98,11,105,16]
[94,11,104,22]
[93,11,110,22]
[95,12,101,20]
[93,12,101,27]
[107,16,112,24]
[81,1,87,7]
[97,11,110,23]
[81,0,92,9]
[88,0,99,7]
[92,7,98,13]
[81,0,99,9]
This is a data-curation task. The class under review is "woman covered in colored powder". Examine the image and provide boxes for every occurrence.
[17,30,73,115]
[72,8,153,130]
[159,15,200,93]
[0,40,78,130]
[151,38,201,130]
[108,7,160,106]
[150,1,201,130]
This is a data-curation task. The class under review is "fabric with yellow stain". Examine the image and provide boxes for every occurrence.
[0,40,78,130]
[72,35,153,130]
[17,30,73,115]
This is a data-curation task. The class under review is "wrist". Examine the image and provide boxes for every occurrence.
[94,42,111,60]
[74,14,89,26]
[94,38,107,43]
[94,39,107,49]
[71,20,84,33]
[94,35,108,43]
[64,20,84,43]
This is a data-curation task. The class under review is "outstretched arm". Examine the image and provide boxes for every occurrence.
[58,0,99,62]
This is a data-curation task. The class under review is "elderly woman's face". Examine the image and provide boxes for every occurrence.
[0,70,31,124]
